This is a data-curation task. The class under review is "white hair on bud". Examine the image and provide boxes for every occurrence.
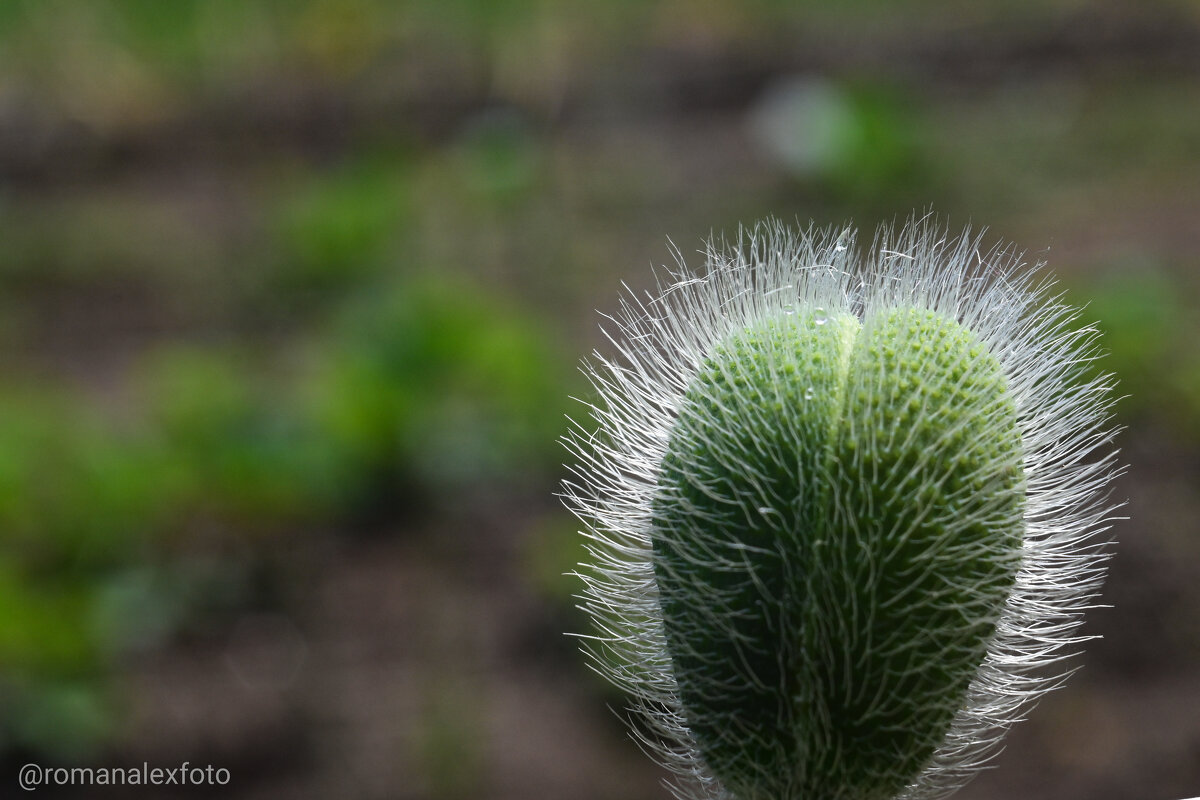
[560,215,1122,800]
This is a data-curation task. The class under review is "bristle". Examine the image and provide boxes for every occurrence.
[560,217,1121,800]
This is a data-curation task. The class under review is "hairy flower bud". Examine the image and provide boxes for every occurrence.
[562,218,1121,800]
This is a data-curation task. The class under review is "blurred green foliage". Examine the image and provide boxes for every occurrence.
[1076,269,1200,440]
[750,79,927,203]
[0,388,171,560]
[307,277,569,503]
[0,0,1144,143]
[451,111,544,203]
[0,0,575,728]
[0,272,571,757]
[269,149,415,296]
[0,391,145,756]
[136,346,338,525]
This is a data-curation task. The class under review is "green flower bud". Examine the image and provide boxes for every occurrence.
[563,218,1121,800]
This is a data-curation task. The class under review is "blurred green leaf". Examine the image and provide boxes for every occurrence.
[306,276,571,507]
[1077,268,1200,439]
[271,150,415,295]
[749,77,927,202]
[0,558,95,675]
[1,676,112,761]
[136,345,342,525]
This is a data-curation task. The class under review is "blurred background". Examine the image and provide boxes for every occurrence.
[0,0,1197,798]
